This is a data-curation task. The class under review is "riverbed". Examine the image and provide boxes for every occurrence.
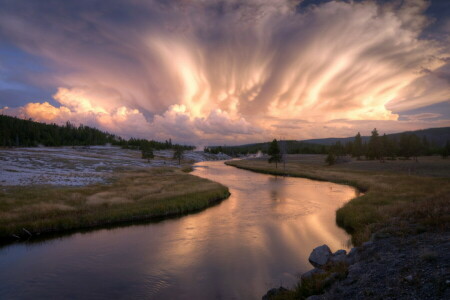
[0,160,357,299]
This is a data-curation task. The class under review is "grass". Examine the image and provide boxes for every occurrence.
[270,262,350,300]
[0,167,230,241]
[226,155,450,246]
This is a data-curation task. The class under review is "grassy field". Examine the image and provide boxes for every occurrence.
[0,167,229,241]
[226,155,450,245]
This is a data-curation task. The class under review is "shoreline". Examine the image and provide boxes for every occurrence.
[225,157,449,299]
[0,167,230,245]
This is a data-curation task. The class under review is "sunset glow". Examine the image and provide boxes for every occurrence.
[1,0,449,144]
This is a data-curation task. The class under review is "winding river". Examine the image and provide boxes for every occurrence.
[0,161,357,299]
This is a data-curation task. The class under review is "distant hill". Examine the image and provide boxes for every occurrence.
[302,127,450,147]
[207,127,450,156]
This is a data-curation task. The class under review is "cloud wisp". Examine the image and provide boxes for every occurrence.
[0,0,449,144]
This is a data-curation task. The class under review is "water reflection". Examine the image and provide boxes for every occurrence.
[0,161,357,299]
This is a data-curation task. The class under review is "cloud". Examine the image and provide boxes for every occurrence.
[0,89,262,144]
[0,0,449,144]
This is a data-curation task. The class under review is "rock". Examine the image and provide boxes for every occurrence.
[362,241,373,248]
[346,248,359,264]
[309,244,332,268]
[301,268,326,281]
[347,262,362,275]
[262,287,288,300]
[334,249,347,256]
[348,247,358,256]
[330,251,348,264]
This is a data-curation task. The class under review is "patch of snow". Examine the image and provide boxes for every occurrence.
[0,146,230,186]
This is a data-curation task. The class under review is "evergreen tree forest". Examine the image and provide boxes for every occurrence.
[0,115,194,150]
[328,128,448,161]
[205,128,448,160]
[0,115,118,147]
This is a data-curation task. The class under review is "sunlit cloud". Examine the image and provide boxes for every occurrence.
[0,0,449,144]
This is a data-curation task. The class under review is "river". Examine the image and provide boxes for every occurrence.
[0,161,357,299]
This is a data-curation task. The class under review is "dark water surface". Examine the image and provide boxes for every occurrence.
[0,161,357,299]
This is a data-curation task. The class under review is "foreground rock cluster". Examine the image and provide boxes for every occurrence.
[263,231,450,299]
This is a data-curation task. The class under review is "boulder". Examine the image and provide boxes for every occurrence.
[346,247,360,265]
[330,250,348,264]
[309,244,332,268]
[348,247,358,257]
[334,249,347,256]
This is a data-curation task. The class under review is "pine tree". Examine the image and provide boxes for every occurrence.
[141,143,154,162]
[268,139,282,168]
[367,128,381,160]
[352,132,363,159]
[325,152,336,165]
[173,146,184,165]
[442,140,450,159]
[380,134,389,162]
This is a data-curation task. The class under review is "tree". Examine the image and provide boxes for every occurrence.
[352,132,363,159]
[442,140,450,159]
[173,146,184,165]
[399,133,421,161]
[325,152,336,166]
[268,139,282,168]
[380,134,389,162]
[384,135,397,160]
[408,134,422,162]
[367,128,381,160]
[421,136,430,156]
[331,141,345,158]
[141,144,154,162]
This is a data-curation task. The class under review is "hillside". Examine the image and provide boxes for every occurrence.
[302,127,450,147]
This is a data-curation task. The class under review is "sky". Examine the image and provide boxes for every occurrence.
[0,0,449,146]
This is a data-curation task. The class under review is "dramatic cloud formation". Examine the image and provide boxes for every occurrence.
[0,0,449,144]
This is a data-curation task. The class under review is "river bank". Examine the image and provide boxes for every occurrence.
[226,155,450,299]
[0,167,230,243]
[0,146,232,243]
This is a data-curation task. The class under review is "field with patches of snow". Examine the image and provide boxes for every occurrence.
[0,146,230,186]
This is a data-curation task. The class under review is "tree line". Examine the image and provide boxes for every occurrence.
[326,128,450,164]
[0,115,118,147]
[205,141,327,156]
[116,137,194,151]
[0,115,194,152]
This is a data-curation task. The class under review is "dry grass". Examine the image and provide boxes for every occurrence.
[226,156,450,245]
[0,167,229,240]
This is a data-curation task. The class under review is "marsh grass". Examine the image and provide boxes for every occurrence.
[269,262,350,300]
[226,156,449,245]
[0,167,229,240]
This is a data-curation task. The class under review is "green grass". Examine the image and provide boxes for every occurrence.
[226,156,450,246]
[0,167,230,240]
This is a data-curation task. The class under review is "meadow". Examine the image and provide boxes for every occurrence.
[0,167,229,241]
